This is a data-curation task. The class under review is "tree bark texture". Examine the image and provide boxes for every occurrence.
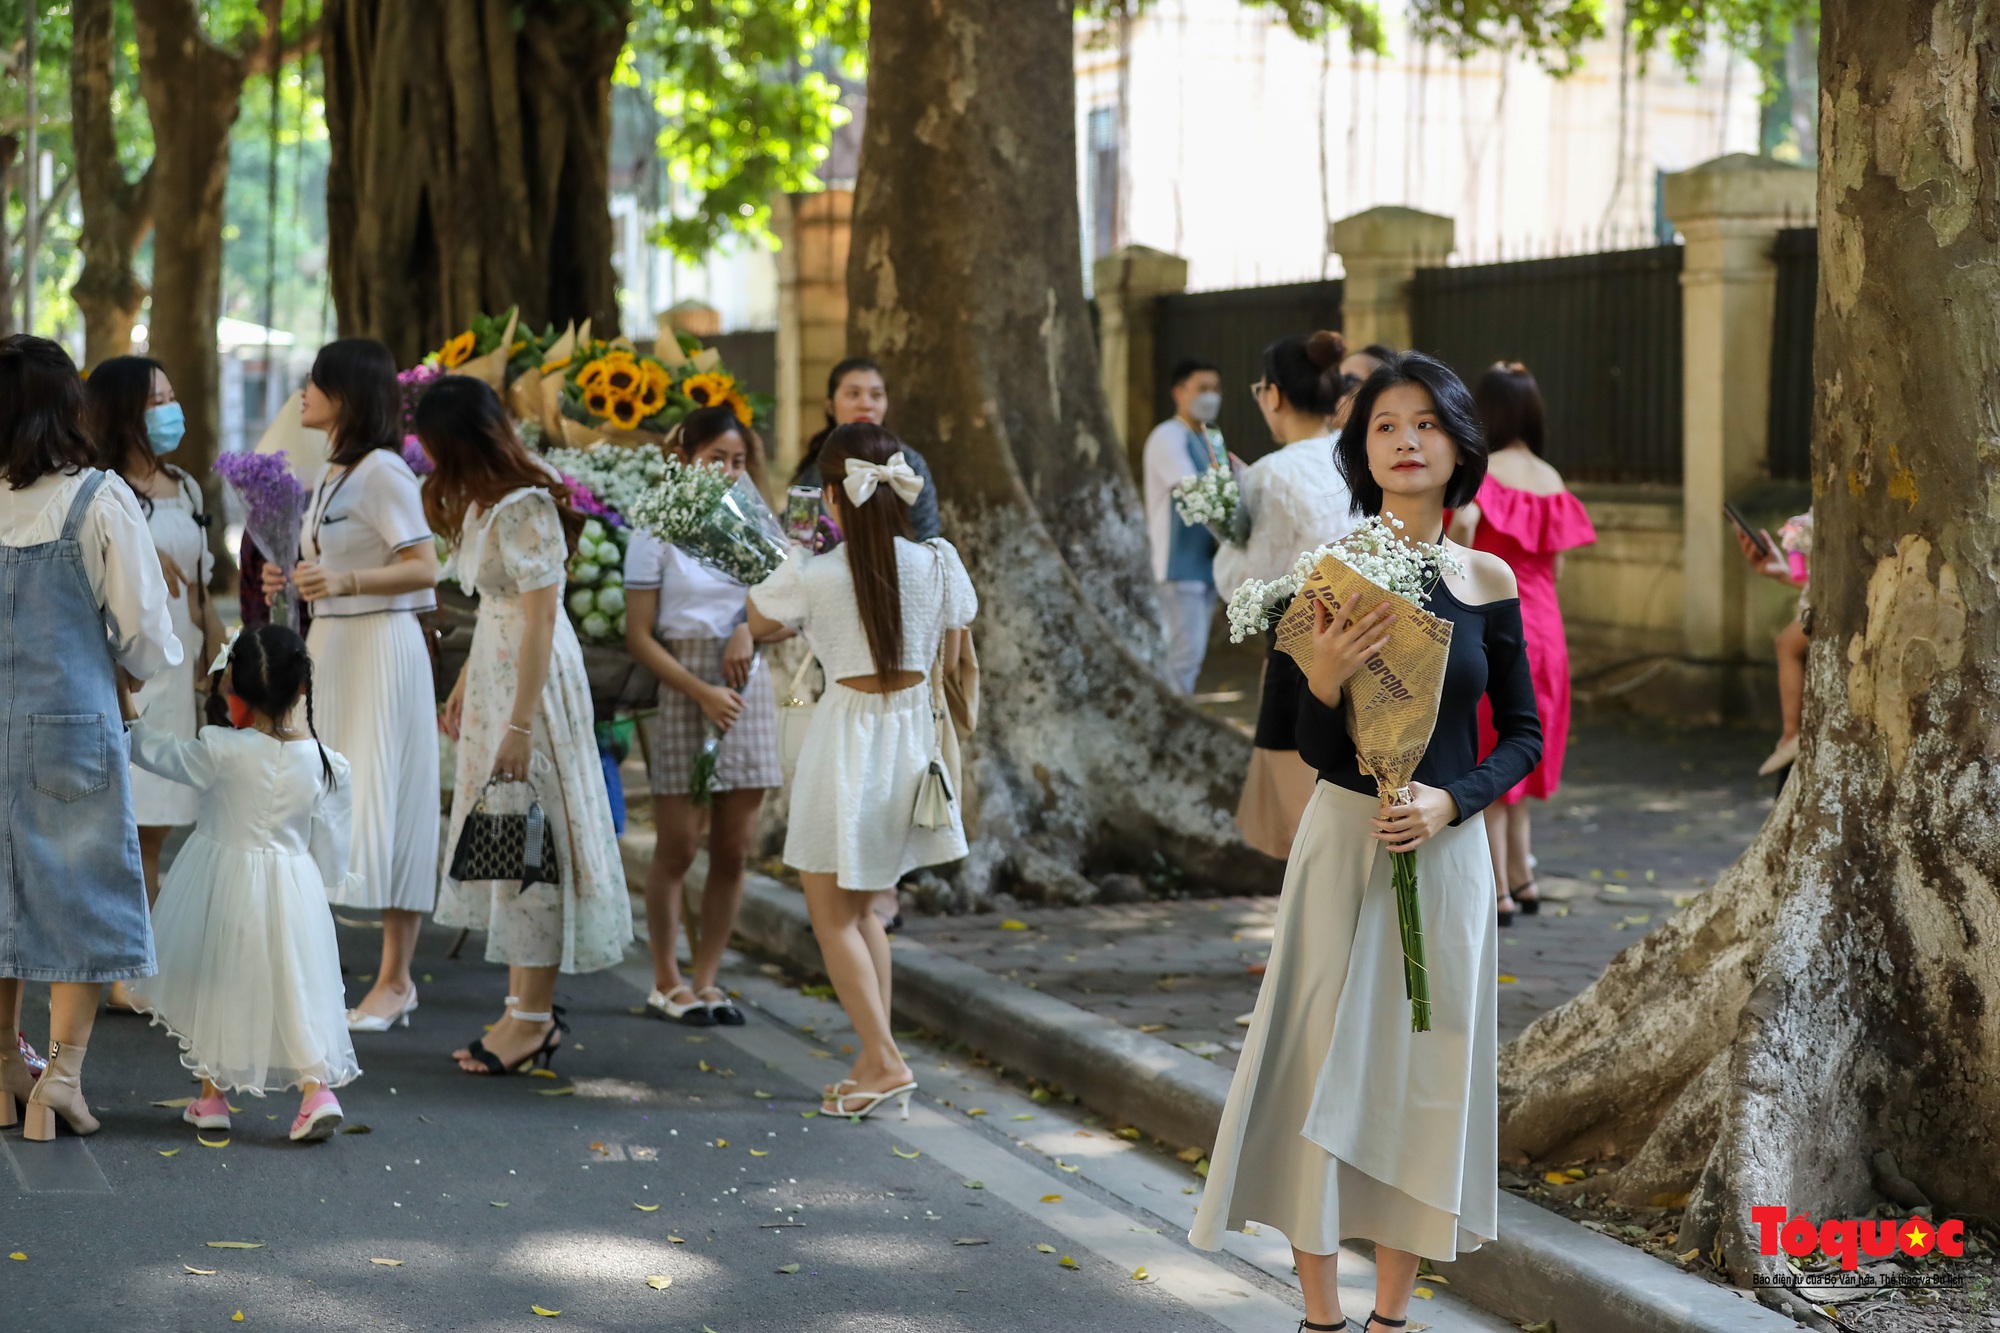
[847,0,1276,906]
[1496,0,2000,1290]
[132,0,250,573]
[72,0,155,368]
[322,0,628,366]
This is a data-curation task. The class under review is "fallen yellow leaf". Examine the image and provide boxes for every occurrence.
[645,1275,672,1290]
[158,1149,180,1158]
[1058,1162,1080,1173]
[1677,1248,1701,1264]
[183,1266,216,1275]
[1414,1286,1434,1298]
[1058,1256,1079,1270]
[527,1068,557,1080]
[714,1139,729,1148]
[699,1060,714,1073]
[7,1252,24,1261]
[776,1262,801,1274]
[198,1136,230,1149]
[1137,1024,1166,1033]
[1115,1128,1142,1141]
[892,1146,921,1159]
[1000,919,1029,931]
[750,1149,769,1157]
[668,1235,687,1244]
[1542,1171,1571,1186]
[206,1242,264,1250]
[1011,1114,1034,1121]
[1175,1145,1204,1163]
[151,1097,195,1108]
[634,1203,661,1212]
[1650,1191,1691,1209]
[1194,1158,1210,1177]
[1131,1266,1150,1281]
[966,1108,987,1117]
[753,1090,773,1099]
[489,1201,509,1208]
[1040,1194,1063,1203]
[1563,1168,1587,1181]
[530,1304,561,1316]
[537,1086,576,1097]
[369,1258,403,1267]
[1034,1243,1057,1253]
[1497,974,1519,984]
[232,1314,245,1323]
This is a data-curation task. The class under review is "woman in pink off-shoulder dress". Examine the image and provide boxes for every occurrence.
[1450,363,1596,926]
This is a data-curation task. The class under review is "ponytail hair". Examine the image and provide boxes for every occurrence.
[225,623,336,787]
[816,421,914,681]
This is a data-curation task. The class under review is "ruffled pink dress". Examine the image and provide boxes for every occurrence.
[1472,478,1597,802]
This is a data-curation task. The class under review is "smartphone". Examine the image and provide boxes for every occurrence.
[784,486,823,544]
[1723,503,1771,560]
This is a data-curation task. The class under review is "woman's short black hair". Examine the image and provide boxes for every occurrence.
[1474,361,1546,456]
[1335,351,1488,516]
[1260,330,1348,417]
[0,335,95,490]
[311,337,402,466]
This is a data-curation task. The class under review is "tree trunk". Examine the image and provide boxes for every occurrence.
[847,0,1276,906]
[321,0,628,366]
[1497,0,2000,1291]
[0,134,17,337]
[71,0,155,368]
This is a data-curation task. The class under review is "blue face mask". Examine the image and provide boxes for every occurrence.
[144,402,186,454]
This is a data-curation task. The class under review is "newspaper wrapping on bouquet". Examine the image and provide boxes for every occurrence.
[1275,553,1454,1031]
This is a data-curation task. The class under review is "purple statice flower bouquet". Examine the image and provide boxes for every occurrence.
[214,450,308,630]
[563,476,620,528]
[398,362,441,437]
[401,435,435,476]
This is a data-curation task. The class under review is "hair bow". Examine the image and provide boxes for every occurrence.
[208,625,243,676]
[842,452,925,508]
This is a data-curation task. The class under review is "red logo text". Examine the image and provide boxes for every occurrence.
[1752,1207,1964,1271]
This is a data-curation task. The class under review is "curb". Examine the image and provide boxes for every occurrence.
[730,874,1798,1333]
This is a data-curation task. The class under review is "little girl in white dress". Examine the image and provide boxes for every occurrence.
[126,623,362,1143]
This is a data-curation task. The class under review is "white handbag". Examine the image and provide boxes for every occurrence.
[776,651,820,780]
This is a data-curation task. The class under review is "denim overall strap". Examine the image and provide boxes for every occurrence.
[1163,424,1221,585]
[0,468,154,983]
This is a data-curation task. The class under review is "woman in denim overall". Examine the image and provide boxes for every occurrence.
[0,336,176,1142]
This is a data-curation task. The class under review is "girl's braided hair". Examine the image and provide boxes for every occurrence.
[225,623,336,786]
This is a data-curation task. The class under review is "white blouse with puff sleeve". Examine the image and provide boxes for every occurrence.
[751,537,977,680]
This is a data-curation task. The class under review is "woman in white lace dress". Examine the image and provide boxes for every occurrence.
[749,423,976,1120]
[417,377,630,1077]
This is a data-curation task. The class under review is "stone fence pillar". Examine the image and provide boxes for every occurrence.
[1662,154,1816,663]
[1092,244,1188,477]
[1329,206,1454,352]
[658,299,721,342]
[773,189,854,478]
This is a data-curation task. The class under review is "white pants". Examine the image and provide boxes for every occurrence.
[1158,580,1214,694]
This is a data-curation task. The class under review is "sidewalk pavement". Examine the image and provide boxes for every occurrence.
[894,716,1780,1064]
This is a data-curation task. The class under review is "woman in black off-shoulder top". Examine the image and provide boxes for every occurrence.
[1190,353,1542,1333]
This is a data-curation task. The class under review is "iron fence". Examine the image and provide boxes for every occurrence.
[1409,247,1684,484]
[1767,229,1816,482]
[1149,279,1344,465]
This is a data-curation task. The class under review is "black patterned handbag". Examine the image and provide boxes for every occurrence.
[448,779,561,890]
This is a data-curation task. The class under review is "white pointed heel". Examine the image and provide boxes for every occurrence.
[346,989,419,1033]
[824,1081,918,1121]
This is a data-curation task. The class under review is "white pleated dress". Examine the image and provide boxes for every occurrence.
[301,450,441,913]
[128,474,210,827]
[1190,782,1499,1261]
[125,724,362,1095]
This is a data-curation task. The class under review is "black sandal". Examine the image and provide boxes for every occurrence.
[1296,1321,1351,1332]
[457,1004,569,1075]
[1497,885,1516,928]
[1362,1313,1408,1332]
[699,988,746,1027]
[1513,879,1541,915]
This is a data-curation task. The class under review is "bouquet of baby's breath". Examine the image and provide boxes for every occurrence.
[1171,467,1247,544]
[629,458,788,587]
[1237,516,1463,1032]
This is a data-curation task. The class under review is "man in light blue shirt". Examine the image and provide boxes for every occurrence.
[1142,358,1225,693]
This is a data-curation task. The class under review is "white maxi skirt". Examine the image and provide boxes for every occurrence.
[1190,781,1499,1262]
[308,612,441,912]
[782,682,966,891]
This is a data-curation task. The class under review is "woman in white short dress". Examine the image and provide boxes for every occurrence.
[416,376,630,1078]
[83,358,226,911]
[624,405,781,1028]
[1190,354,1541,1333]
[749,423,975,1120]
[263,339,441,1032]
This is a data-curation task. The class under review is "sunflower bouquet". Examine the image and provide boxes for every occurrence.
[558,334,767,445]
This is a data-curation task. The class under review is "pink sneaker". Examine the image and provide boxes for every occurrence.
[290,1088,343,1143]
[183,1093,232,1132]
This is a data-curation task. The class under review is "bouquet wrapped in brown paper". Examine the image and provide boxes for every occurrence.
[1257,520,1459,1031]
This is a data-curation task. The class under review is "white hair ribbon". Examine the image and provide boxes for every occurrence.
[842,452,925,508]
[208,625,243,676]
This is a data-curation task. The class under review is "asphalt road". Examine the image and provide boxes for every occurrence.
[2,917,1517,1333]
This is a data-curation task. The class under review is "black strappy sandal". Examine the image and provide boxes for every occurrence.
[458,1004,569,1076]
[1296,1320,1351,1332]
[1513,879,1541,915]
[1361,1312,1408,1333]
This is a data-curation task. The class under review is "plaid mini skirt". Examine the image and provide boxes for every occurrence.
[642,635,783,796]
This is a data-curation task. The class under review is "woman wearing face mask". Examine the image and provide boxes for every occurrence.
[1192,352,1540,1333]
[84,359,228,982]
[262,338,441,1033]
[1213,330,1358,860]
[624,406,783,1027]
[790,358,940,543]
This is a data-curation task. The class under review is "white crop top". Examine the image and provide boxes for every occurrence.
[750,537,977,679]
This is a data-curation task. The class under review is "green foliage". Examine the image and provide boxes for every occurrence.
[627,0,867,264]
[1404,0,1604,71]
[1078,0,1386,55]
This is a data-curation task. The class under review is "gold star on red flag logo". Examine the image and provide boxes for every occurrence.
[1903,1220,1932,1253]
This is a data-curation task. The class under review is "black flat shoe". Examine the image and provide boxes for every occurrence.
[699,988,746,1026]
